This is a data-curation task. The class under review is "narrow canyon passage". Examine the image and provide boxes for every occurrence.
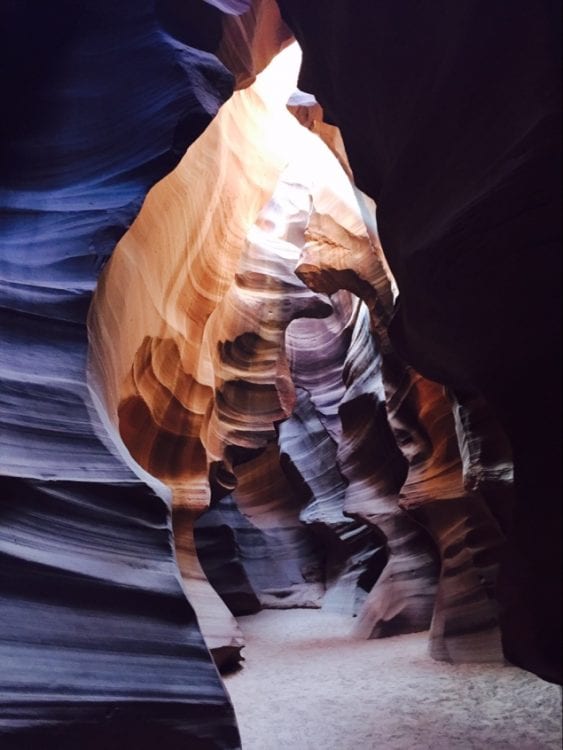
[1,3,560,748]
[225,610,562,750]
[82,25,562,749]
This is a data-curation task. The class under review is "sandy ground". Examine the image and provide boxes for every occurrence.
[224,610,562,750]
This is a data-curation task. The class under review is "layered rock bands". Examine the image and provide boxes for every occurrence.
[1,2,560,748]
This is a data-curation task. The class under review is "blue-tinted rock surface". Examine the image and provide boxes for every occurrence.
[0,3,240,747]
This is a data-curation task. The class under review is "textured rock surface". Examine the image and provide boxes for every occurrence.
[88,48,310,667]
[231,443,325,608]
[277,0,562,683]
[194,494,263,617]
[0,3,241,747]
[0,478,239,749]
[211,0,292,89]
[159,0,291,90]
[294,147,506,659]
[91,42,439,662]
[336,304,440,638]
[2,5,560,748]
[278,384,384,616]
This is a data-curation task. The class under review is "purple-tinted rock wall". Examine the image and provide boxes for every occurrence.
[0,3,240,747]
[277,0,562,683]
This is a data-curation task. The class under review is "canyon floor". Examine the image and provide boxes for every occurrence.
[224,609,562,750]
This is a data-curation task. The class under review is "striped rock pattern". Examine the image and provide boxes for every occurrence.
[232,443,326,608]
[2,7,546,750]
[278,384,386,616]
[89,47,309,668]
[294,125,508,659]
[91,41,431,663]
[0,2,257,747]
[277,0,561,684]
[337,304,440,639]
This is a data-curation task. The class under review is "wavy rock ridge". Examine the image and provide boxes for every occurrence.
[277,0,561,684]
[1,2,560,747]
[89,34,514,676]
[0,1,291,746]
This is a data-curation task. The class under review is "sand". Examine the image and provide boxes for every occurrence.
[223,609,562,750]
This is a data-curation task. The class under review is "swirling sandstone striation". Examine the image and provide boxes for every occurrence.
[231,443,326,608]
[0,3,243,747]
[211,0,293,89]
[89,45,339,663]
[285,119,505,658]
[278,383,386,616]
[297,250,503,657]
[3,13,556,750]
[158,0,291,90]
[277,0,561,683]
[92,38,441,658]
[336,303,440,639]
[90,28,513,668]
[196,168,332,612]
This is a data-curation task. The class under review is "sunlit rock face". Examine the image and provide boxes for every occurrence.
[1,5,558,749]
[281,95,508,657]
[89,47,319,668]
[159,0,292,90]
[89,28,513,674]
[277,0,562,684]
[293,149,507,659]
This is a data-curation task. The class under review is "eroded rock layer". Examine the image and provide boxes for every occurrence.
[0,478,239,749]
[277,0,561,683]
[232,443,326,608]
[0,3,243,746]
[89,45,336,663]
[336,304,440,639]
[3,7,559,749]
[288,130,506,658]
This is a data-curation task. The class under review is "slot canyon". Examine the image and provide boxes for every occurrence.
[0,2,561,749]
